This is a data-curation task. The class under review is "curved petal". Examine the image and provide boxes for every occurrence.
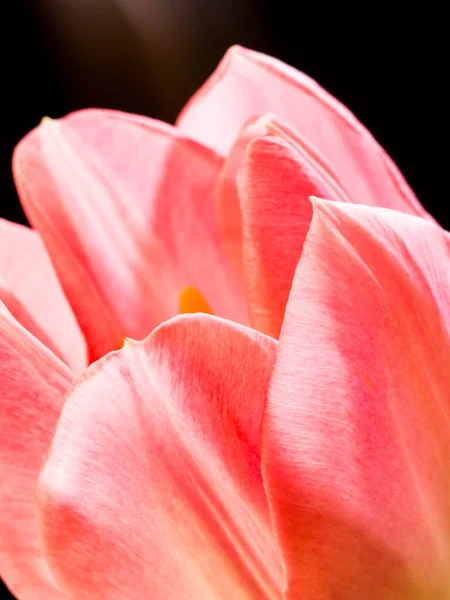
[262,199,450,598]
[13,110,247,362]
[0,304,73,600]
[215,115,270,282]
[0,278,67,363]
[237,119,349,338]
[177,46,431,220]
[38,315,282,599]
[0,218,86,372]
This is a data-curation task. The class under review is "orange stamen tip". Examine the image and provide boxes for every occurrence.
[179,286,213,315]
[40,116,52,125]
[119,337,134,349]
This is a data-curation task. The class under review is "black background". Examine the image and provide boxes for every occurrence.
[1,1,447,597]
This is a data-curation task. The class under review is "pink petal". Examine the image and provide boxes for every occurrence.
[177,46,432,219]
[0,218,86,372]
[0,279,67,363]
[38,315,282,599]
[216,115,270,282]
[13,110,247,362]
[262,199,450,598]
[237,118,349,338]
[0,304,73,600]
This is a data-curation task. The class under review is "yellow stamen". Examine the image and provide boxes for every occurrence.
[179,286,213,315]
[40,116,52,125]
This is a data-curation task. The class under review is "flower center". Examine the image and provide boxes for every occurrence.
[179,286,212,315]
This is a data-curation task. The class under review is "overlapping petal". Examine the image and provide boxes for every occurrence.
[236,117,351,338]
[215,114,352,338]
[0,279,66,363]
[262,199,450,598]
[0,219,86,371]
[215,115,270,281]
[0,304,73,600]
[13,110,247,362]
[38,315,282,599]
[178,46,432,219]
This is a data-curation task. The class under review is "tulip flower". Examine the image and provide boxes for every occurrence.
[1,46,449,599]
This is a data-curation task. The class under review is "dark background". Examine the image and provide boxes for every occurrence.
[1,1,448,231]
[1,1,447,597]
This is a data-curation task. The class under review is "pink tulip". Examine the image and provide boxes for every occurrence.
[1,46,449,599]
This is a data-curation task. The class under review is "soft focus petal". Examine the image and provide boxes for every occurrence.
[38,315,282,599]
[0,304,73,600]
[262,199,450,598]
[237,119,348,338]
[178,46,431,219]
[0,218,86,371]
[13,110,247,362]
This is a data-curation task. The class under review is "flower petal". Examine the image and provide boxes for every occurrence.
[237,119,349,338]
[215,115,269,282]
[0,218,86,371]
[216,114,352,339]
[0,278,66,363]
[38,315,282,599]
[177,46,431,219]
[262,199,450,598]
[13,110,247,362]
[0,304,73,600]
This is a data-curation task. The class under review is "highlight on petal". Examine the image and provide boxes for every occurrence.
[13,110,247,362]
[177,46,432,219]
[0,218,86,372]
[262,199,450,598]
[38,315,282,599]
[0,303,73,600]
